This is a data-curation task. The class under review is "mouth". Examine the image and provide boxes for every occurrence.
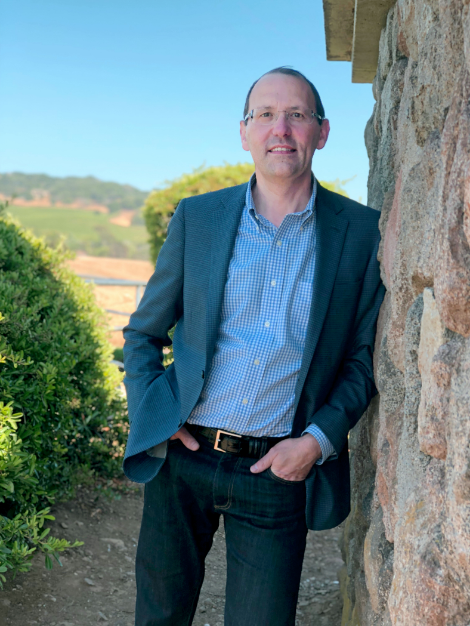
[268,146,296,154]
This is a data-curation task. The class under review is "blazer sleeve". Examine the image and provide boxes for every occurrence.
[123,201,185,422]
[307,231,385,456]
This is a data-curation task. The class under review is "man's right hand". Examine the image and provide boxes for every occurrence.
[170,426,200,451]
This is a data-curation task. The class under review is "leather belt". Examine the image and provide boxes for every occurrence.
[186,424,289,459]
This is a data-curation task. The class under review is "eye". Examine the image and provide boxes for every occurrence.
[290,111,305,120]
[258,111,273,119]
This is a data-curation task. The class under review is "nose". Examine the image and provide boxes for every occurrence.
[271,112,292,137]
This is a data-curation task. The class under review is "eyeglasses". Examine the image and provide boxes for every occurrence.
[244,107,323,126]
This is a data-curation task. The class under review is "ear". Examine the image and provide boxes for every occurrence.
[240,120,250,152]
[315,119,330,151]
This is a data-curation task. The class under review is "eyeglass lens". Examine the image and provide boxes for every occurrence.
[250,108,318,125]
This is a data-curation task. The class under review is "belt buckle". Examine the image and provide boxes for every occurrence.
[214,429,241,453]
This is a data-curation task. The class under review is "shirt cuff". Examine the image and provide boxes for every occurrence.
[302,424,337,465]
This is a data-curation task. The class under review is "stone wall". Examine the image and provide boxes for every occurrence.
[340,1,470,624]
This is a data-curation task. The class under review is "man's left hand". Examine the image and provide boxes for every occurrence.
[250,434,322,482]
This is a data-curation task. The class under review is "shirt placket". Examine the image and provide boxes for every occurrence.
[250,215,308,427]
[238,217,291,422]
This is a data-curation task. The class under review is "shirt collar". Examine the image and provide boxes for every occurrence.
[245,172,317,226]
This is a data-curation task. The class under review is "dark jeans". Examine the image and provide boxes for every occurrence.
[135,436,308,626]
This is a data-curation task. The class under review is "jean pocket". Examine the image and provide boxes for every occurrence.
[167,438,182,448]
[267,468,306,486]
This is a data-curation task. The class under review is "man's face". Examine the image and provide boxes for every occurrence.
[240,73,330,182]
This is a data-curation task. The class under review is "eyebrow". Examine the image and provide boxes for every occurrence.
[255,105,305,110]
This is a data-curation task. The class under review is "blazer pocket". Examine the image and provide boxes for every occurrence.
[329,277,363,310]
[138,372,178,417]
[161,374,177,402]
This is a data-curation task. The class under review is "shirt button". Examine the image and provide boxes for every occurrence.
[264,321,270,328]
[271,279,276,286]
[242,398,248,405]
[254,359,260,365]
[276,240,282,247]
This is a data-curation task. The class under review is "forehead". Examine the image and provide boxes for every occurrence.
[249,73,316,110]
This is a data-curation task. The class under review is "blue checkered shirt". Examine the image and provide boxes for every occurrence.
[187,175,336,464]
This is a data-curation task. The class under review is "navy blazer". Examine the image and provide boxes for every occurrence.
[122,182,385,530]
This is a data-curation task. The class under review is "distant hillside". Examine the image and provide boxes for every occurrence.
[7,205,150,260]
[0,172,149,213]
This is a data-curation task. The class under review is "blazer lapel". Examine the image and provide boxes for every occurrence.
[294,185,349,408]
[205,183,247,369]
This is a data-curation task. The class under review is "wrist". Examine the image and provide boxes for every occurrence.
[301,433,322,460]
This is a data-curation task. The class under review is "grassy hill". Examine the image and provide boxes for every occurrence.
[7,205,149,260]
[0,172,148,213]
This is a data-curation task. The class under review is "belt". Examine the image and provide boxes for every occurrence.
[186,424,289,459]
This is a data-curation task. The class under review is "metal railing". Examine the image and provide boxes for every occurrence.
[78,275,147,331]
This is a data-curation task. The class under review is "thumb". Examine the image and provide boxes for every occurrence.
[250,450,274,474]
[175,426,200,451]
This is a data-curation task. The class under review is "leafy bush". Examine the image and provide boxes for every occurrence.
[112,347,124,363]
[0,207,128,583]
[320,178,351,197]
[143,163,256,263]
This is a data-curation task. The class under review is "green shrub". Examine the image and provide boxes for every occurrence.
[319,178,350,197]
[0,404,82,585]
[143,163,256,263]
[112,347,124,363]
[0,207,128,583]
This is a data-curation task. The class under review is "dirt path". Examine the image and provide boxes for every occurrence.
[3,485,343,626]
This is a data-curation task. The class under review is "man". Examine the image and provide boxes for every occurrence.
[123,67,384,626]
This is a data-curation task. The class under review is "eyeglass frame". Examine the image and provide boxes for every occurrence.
[244,108,324,126]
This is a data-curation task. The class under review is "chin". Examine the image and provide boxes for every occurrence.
[266,164,301,179]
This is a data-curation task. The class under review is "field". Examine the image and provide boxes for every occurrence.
[7,205,149,259]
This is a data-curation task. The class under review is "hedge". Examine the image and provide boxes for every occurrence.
[143,163,256,263]
[0,206,128,585]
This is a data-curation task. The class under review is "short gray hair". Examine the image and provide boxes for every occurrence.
[243,66,325,125]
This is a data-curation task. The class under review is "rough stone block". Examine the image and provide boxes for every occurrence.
[363,506,394,615]
[417,288,448,459]
[434,69,470,337]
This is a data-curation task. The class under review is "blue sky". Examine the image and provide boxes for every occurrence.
[0,0,375,202]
